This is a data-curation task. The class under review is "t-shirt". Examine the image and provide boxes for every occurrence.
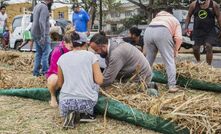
[0,12,7,27]
[46,41,69,78]
[57,50,99,102]
[72,9,90,32]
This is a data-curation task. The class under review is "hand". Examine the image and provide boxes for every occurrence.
[174,50,179,58]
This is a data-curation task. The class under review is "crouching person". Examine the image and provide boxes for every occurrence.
[57,32,103,129]
[46,26,74,108]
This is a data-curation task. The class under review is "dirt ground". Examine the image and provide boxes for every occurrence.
[0,50,159,134]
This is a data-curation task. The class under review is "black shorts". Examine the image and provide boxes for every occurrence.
[192,28,218,45]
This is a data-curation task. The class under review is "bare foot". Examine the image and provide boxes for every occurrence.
[168,87,179,93]
[49,97,58,108]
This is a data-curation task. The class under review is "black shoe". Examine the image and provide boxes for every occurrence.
[148,82,158,90]
[80,113,96,122]
[63,111,79,129]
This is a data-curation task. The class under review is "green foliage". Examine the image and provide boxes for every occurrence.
[123,15,147,29]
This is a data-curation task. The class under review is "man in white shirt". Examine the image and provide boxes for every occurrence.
[0,5,8,50]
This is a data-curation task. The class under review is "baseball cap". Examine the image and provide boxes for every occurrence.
[73,32,88,44]
[72,3,79,9]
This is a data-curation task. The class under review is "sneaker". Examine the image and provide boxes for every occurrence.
[168,85,179,93]
[80,113,96,122]
[63,111,77,129]
[147,88,159,96]
[148,82,158,90]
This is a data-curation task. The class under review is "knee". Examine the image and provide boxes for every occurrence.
[47,74,58,88]
[205,43,212,52]
[192,45,200,51]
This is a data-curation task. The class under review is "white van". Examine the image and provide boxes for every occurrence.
[10,14,57,51]
[9,14,32,50]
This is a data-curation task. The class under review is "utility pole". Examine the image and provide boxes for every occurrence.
[99,0,102,31]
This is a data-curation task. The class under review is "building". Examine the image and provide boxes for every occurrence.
[102,0,148,33]
[51,3,69,20]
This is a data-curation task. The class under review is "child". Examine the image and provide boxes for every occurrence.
[46,25,74,108]
[57,32,103,129]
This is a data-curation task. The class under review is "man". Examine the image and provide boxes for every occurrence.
[185,0,221,65]
[123,27,144,51]
[0,5,8,50]
[72,3,90,36]
[31,0,54,76]
[90,33,153,88]
[143,7,182,93]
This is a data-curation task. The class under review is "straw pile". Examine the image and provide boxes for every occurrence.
[154,61,221,83]
[0,50,46,89]
[102,83,221,133]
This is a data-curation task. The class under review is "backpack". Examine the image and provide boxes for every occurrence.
[48,45,64,66]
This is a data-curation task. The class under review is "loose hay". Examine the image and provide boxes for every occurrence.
[154,61,221,83]
[102,82,221,133]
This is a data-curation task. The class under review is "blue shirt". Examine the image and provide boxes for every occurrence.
[72,9,90,32]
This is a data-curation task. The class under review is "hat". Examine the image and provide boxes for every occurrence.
[74,32,88,44]
[72,3,79,9]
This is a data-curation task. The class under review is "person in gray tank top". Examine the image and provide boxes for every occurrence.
[57,32,103,129]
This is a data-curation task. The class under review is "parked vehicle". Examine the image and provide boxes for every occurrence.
[10,14,58,51]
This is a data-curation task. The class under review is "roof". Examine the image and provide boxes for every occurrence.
[52,3,68,10]
[4,0,31,4]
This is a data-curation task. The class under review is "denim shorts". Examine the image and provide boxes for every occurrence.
[59,99,97,117]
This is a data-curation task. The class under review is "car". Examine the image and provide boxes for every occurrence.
[10,14,58,51]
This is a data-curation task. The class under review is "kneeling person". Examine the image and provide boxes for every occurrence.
[57,32,103,129]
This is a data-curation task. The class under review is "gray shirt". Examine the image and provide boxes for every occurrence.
[57,50,99,102]
[31,2,50,38]
[103,39,152,87]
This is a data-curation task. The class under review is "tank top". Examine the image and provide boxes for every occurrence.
[193,0,215,32]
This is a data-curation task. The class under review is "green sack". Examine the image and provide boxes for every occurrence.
[23,30,32,40]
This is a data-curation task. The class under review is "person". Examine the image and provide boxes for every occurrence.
[90,32,152,88]
[185,0,221,65]
[143,7,182,93]
[31,0,54,76]
[46,24,74,108]
[18,14,34,51]
[57,32,103,129]
[123,27,144,51]
[0,5,8,50]
[72,3,90,36]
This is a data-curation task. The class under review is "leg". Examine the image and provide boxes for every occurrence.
[18,40,28,50]
[29,40,33,51]
[192,43,201,63]
[143,27,158,66]
[33,40,43,76]
[205,42,213,65]
[47,74,59,107]
[155,27,177,90]
[41,36,51,75]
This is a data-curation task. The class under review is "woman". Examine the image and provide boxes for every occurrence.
[57,32,103,129]
[46,25,74,108]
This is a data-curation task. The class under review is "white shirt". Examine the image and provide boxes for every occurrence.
[0,12,7,27]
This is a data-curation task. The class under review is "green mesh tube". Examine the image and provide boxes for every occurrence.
[0,88,189,133]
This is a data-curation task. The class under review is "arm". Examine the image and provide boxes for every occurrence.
[39,7,49,39]
[102,55,124,87]
[185,1,195,30]
[174,23,183,57]
[85,11,90,36]
[57,66,64,88]
[92,62,103,85]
